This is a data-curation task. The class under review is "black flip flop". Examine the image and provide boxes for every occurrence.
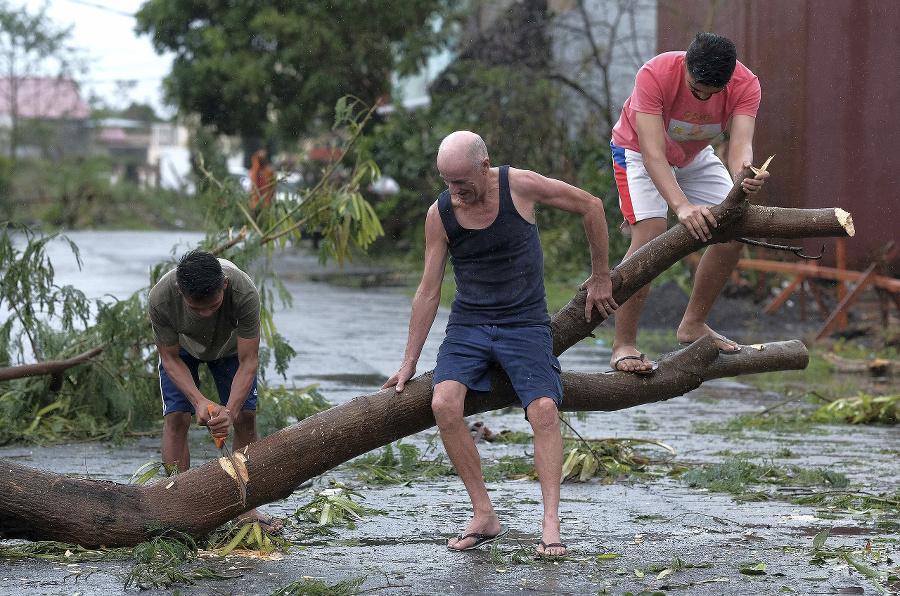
[449,525,508,551]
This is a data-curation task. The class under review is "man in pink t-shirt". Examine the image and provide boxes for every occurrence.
[608,32,769,374]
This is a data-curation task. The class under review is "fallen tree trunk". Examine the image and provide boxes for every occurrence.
[0,337,806,547]
[0,168,850,547]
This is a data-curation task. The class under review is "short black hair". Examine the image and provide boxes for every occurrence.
[175,251,225,301]
[685,32,737,88]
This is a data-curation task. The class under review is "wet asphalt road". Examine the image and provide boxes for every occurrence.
[1,231,898,595]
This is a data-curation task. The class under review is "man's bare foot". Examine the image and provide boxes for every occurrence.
[537,516,567,556]
[677,324,741,353]
[609,348,656,373]
[447,515,503,551]
[236,509,284,534]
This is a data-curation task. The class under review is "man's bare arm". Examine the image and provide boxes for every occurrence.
[209,335,260,437]
[383,202,447,392]
[728,114,769,194]
[509,169,616,321]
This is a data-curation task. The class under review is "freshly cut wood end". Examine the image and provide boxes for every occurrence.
[835,208,855,236]
[218,454,249,484]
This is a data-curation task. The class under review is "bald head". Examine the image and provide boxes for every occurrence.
[436,131,491,205]
[437,131,489,173]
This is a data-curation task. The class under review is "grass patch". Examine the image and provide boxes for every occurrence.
[345,440,454,485]
[682,456,849,498]
[691,410,828,436]
[811,393,900,425]
[482,455,536,482]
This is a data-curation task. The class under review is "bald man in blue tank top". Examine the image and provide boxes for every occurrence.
[384,131,617,557]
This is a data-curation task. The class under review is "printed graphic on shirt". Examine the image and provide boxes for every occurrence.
[667,118,723,142]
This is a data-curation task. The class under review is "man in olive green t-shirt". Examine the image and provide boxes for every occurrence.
[149,250,279,530]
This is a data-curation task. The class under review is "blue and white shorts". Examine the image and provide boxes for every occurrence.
[611,143,734,225]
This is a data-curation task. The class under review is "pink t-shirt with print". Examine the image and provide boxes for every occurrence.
[611,51,760,168]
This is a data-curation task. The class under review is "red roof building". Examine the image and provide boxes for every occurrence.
[0,77,90,120]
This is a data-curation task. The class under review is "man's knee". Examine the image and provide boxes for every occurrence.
[163,410,192,435]
[526,397,560,430]
[431,382,465,426]
[234,408,257,432]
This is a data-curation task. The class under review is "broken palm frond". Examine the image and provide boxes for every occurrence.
[682,457,849,498]
[0,540,127,562]
[558,416,675,483]
[129,461,168,485]
[294,487,383,529]
[559,436,675,483]
[560,441,650,483]
[789,489,900,516]
[206,521,291,557]
[123,530,235,590]
[346,441,453,485]
[799,529,898,594]
[270,575,366,596]
[811,392,900,425]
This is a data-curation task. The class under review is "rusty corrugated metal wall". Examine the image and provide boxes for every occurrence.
[656,0,900,274]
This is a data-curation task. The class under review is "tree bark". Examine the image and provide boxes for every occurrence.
[0,337,806,547]
[0,170,851,547]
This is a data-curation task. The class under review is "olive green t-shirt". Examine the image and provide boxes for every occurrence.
[148,259,261,361]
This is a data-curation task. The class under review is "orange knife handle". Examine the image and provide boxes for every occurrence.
[206,404,226,449]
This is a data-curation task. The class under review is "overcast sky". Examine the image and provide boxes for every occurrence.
[22,0,175,117]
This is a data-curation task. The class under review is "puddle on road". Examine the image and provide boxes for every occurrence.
[795,525,883,537]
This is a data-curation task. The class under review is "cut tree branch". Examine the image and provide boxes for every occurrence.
[0,345,105,382]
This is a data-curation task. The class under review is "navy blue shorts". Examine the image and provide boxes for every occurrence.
[159,348,258,416]
[432,324,563,412]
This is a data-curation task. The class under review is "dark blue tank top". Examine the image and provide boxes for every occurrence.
[438,165,550,326]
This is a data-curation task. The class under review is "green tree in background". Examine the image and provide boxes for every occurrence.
[0,2,84,162]
[360,61,625,277]
[134,0,458,143]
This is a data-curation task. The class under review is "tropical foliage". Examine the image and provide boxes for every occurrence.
[0,98,384,445]
[134,0,459,141]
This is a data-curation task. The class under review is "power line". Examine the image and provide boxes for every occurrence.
[54,0,134,18]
